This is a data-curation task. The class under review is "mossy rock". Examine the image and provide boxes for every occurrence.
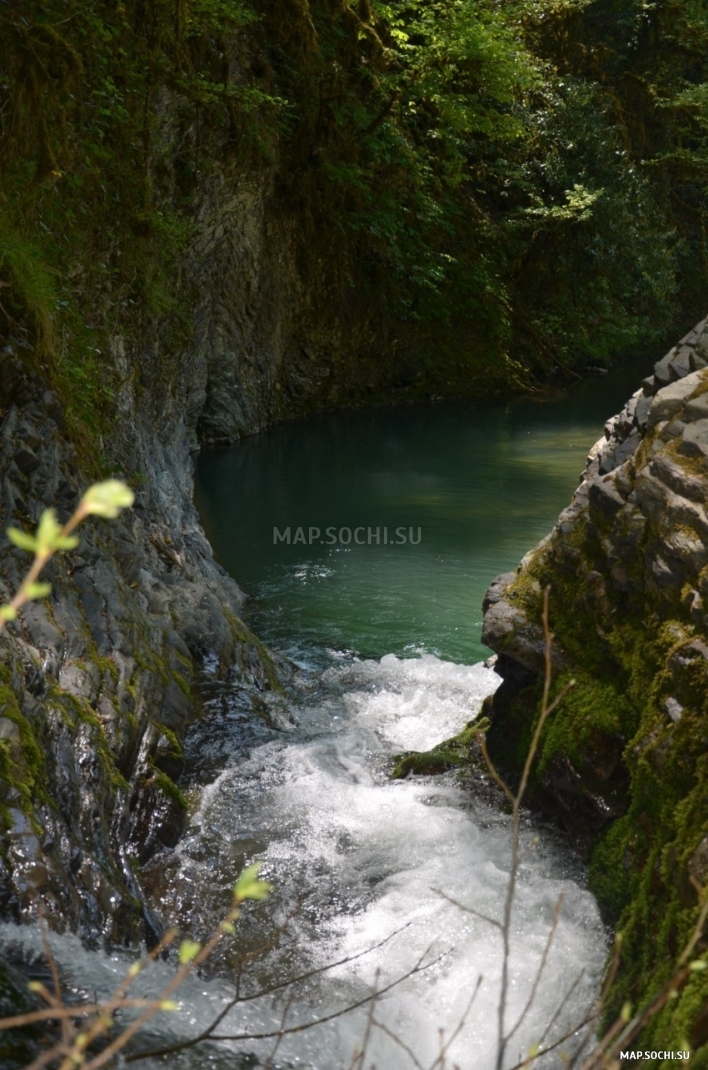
[391,720,487,779]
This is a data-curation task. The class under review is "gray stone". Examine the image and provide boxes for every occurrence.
[13,446,40,473]
[642,375,658,397]
[484,574,517,610]
[614,463,635,499]
[599,429,640,474]
[646,372,707,429]
[633,469,674,523]
[0,718,21,742]
[679,418,708,459]
[58,661,100,701]
[654,349,677,386]
[689,350,708,372]
[651,452,706,502]
[648,552,685,587]
[663,527,708,571]
[664,697,684,724]
[635,392,653,431]
[658,419,686,441]
[668,345,693,379]
[684,393,708,422]
[481,597,550,676]
[684,588,704,624]
[588,477,626,521]
[670,638,708,669]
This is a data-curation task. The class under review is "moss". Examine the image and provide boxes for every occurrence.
[0,683,48,811]
[171,668,191,700]
[538,671,638,775]
[47,688,129,791]
[96,656,120,686]
[151,769,187,810]
[151,722,183,762]
[222,607,284,693]
[391,721,485,779]
[509,540,617,676]
[488,485,708,1052]
[589,814,639,921]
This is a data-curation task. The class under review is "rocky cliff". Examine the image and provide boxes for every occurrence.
[0,349,292,945]
[482,317,708,1059]
[0,13,429,942]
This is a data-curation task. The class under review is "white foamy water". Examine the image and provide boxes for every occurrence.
[0,654,607,1069]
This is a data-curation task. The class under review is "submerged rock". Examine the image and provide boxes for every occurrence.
[481,314,708,1057]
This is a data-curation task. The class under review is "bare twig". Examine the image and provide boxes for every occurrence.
[432,889,501,930]
[263,989,296,1070]
[506,894,564,1045]
[126,921,415,1062]
[371,1016,427,1070]
[429,975,482,1070]
[207,949,441,1043]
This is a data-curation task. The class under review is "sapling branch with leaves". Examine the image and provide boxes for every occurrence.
[0,479,135,629]
[0,864,272,1070]
[0,551,705,1069]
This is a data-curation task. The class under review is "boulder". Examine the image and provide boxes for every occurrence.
[646,371,706,429]
[679,418,708,459]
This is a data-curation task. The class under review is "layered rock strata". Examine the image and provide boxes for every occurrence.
[482,317,708,1056]
[0,355,284,944]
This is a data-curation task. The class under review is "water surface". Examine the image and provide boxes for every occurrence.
[3,371,645,1069]
[195,373,637,663]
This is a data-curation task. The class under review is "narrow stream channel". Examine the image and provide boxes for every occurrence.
[0,371,645,1069]
[157,376,641,1068]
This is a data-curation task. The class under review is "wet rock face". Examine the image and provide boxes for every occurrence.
[482,318,708,796]
[481,316,708,1052]
[0,85,404,944]
[0,355,286,944]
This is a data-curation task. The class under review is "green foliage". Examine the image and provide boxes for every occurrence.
[589,814,638,921]
[1,480,134,627]
[2,0,708,407]
[178,939,201,965]
[234,861,271,901]
[82,481,135,519]
[0,0,281,445]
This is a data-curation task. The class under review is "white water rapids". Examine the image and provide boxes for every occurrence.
[1,652,608,1069]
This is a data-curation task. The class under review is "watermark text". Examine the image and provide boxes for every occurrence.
[273,526,422,546]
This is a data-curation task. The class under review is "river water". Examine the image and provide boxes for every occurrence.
[1,371,645,1069]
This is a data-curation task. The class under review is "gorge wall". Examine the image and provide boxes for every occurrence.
[482,317,708,1061]
[0,103,405,944]
[2,4,708,1058]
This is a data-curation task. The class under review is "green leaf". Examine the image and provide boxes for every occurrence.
[0,605,17,623]
[35,510,65,555]
[54,533,79,550]
[82,480,135,519]
[689,959,707,972]
[7,527,38,553]
[234,862,271,902]
[178,939,201,965]
[24,582,51,601]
